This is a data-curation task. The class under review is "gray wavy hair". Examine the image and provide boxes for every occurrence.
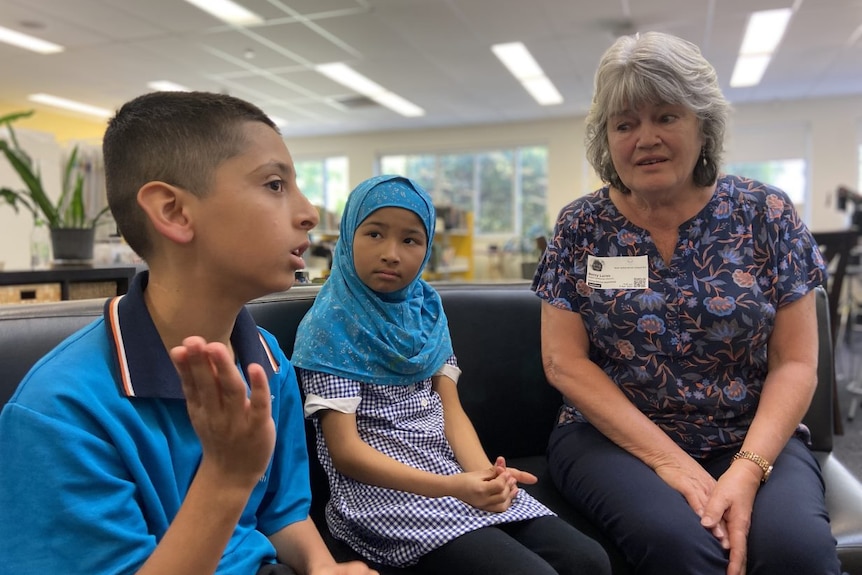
[585,31,729,192]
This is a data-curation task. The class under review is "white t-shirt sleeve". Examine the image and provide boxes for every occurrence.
[434,361,461,384]
[303,394,361,418]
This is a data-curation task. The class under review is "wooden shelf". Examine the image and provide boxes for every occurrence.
[0,265,137,304]
[427,210,473,281]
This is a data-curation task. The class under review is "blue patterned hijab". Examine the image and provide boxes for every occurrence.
[291,175,453,386]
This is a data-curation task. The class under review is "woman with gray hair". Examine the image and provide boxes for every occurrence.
[532,32,841,575]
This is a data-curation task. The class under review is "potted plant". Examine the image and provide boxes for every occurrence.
[0,110,109,264]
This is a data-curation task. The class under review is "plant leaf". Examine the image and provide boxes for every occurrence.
[0,139,59,227]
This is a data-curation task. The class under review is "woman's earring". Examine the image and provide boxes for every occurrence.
[701,150,707,168]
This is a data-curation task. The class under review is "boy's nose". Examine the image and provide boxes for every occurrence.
[296,192,319,230]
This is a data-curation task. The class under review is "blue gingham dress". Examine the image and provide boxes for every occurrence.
[299,357,554,567]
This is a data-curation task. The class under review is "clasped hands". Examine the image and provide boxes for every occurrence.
[452,456,538,513]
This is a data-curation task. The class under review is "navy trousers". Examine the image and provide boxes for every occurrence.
[548,423,842,575]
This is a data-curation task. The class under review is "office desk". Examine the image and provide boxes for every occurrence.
[0,266,137,304]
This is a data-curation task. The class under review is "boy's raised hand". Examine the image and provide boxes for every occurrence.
[170,336,276,490]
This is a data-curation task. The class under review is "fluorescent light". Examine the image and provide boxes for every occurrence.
[182,0,263,26]
[492,42,563,106]
[364,91,425,118]
[730,55,771,87]
[522,77,563,106]
[0,25,63,54]
[147,81,191,92]
[740,9,792,54]
[27,94,113,119]
[315,63,425,117]
[492,43,544,79]
[730,8,792,88]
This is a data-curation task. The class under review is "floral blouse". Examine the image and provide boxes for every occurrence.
[532,175,827,458]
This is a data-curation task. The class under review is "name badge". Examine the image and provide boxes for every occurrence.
[585,255,649,289]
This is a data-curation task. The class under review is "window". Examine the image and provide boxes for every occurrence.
[294,156,349,231]
[724,121,810,222]
[723,159,807,206]
[379,146,548,239]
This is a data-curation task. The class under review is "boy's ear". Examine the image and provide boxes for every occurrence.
[137,182,195,244]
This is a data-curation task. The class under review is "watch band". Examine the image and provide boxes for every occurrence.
[733,450,773,483]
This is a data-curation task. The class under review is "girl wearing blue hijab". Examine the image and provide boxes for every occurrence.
[292,175,610,575]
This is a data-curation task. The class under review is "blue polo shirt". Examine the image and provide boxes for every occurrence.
[0,272,311,574]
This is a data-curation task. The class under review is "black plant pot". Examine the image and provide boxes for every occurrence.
[50,228,95,265]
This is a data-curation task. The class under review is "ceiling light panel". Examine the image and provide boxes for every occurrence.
[492,42,563,106]
[740,9,793,55]
[182,0,264,26]
[730,8,793,88]
[27,94,113,119]
[0,25,64,54]
[147,81,191,92]
[315,63,425,117]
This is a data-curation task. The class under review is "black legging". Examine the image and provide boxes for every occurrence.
[256,563,297,575]
[412,515,611,575]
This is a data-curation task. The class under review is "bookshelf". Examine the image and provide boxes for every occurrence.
[427,208,473,281]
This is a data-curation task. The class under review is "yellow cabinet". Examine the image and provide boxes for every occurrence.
[426,209,473,281]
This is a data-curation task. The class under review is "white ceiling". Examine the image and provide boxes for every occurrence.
[1,0,861,138]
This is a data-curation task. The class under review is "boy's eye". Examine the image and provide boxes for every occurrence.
[266,179,284,193]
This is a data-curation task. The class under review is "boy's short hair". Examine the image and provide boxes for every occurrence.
[103,91,278,259]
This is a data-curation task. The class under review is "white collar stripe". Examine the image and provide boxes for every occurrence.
[108,295,135,397]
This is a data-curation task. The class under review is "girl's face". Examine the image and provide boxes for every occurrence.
[353,206,428,293]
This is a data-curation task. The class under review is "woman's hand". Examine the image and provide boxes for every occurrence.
[700,464,761,575]
[652,456,731,549]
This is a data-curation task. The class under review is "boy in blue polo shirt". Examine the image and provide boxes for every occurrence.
[0,92,376,575]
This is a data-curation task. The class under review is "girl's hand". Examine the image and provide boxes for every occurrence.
[494,455,538,485]
[449,466,518,512]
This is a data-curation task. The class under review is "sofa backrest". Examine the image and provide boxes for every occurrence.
[0,282,834,453]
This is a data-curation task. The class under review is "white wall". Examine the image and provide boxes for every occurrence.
[286,94,862,235]
[725,96,861,231]
[0,128,62,270]
[2,95,860,271]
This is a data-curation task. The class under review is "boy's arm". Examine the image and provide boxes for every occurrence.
[135,337,276,575]
[268,517,376,575]
[136,463,260,574]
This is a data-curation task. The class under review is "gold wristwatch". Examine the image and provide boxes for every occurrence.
[733,451,773,483]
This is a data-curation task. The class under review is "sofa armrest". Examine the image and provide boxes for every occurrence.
[804,285,834,451]
[817,453,862,573]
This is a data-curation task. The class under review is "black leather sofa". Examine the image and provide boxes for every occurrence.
[1,282,861,574]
